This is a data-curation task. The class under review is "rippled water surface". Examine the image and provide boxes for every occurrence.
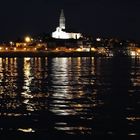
[0,57,140,138]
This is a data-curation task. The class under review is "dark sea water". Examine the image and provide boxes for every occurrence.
[0,56,140,139]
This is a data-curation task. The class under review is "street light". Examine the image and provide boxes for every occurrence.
[25,36,31,43]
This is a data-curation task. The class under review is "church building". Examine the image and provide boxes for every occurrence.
[52,9,82,39]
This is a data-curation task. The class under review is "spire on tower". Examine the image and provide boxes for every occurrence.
[59,9,65,29]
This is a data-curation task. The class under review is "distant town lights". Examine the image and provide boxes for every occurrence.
[25,36,31,43]
[137,49,140,53]
[91,47,96,51]
[96,38,101,41]
[10,41,13,45]
[76,48,83,52]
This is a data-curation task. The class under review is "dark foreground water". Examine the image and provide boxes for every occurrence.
[0,56,140,139]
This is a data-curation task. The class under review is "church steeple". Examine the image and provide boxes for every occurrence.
[52,9,82,39]
[59,9,65,29]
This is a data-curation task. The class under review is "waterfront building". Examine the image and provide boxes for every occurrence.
[52,9,82,39]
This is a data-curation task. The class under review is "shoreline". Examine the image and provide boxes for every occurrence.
[0,51,97,57]
[0,51,135,58]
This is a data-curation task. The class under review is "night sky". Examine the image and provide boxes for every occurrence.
[0,0,140,41]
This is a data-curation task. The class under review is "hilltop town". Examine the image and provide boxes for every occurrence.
[0,10,140,57]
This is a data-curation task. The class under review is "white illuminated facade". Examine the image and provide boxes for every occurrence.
[52,9,82,39]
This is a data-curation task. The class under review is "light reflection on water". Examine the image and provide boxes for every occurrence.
[0,57,140,136]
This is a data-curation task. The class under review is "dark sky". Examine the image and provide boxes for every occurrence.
[0,0,140,41]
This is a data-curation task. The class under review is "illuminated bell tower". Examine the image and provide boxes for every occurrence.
[59,9,65,29]
[52,9,82,39]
